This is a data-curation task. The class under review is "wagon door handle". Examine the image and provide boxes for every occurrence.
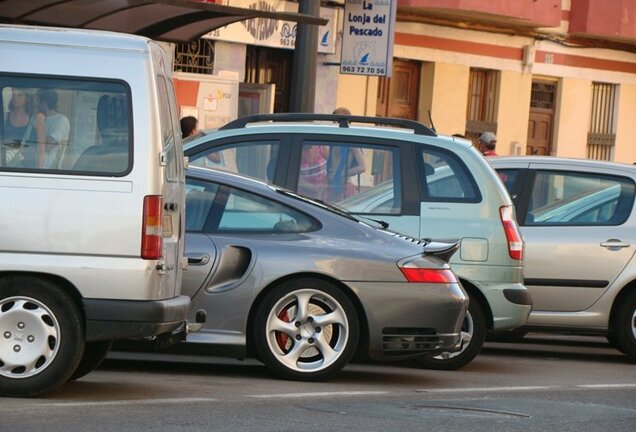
[187,253,210,265]
[600,239,631,249]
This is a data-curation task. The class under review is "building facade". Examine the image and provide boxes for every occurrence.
[336,0,636,162]
[179,0,636,163]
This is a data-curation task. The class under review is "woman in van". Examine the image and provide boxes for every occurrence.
[3,87,35,166]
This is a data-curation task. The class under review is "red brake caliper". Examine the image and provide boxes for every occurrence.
[276,309,291,351]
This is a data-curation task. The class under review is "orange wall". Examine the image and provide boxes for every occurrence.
[398,0,562,26]
[570,0,636,40]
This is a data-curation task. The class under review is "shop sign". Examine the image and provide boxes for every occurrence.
[340,0,396,77]
[204,0,337,54]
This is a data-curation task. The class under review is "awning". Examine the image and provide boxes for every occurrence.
[0,0,327,43]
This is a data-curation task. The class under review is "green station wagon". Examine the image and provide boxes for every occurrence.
[184,113,532,370]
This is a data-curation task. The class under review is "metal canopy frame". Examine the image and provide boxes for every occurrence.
[0,0,327,43]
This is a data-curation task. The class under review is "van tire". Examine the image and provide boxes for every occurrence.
[614,290,636,362]
[0,276,84,397]
[69,340,113,381]
[415,298,487,370]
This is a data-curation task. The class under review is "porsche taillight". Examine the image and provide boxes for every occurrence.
[399,268,458,283]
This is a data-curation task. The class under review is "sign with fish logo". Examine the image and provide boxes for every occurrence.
[340,0,396,77]
[204,0,336,54]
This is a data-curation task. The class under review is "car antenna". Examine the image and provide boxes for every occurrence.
[428,110,437,133]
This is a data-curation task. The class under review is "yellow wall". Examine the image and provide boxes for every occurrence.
[614,84,636,163]
[335,74,378,116]
[553,78,591,158]
[496,71,533,156]
[419,62,469,136]
[334,63,636,164]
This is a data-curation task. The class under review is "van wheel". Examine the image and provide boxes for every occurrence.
[614,290,636,362]
[69,340,113,381]
[416,299,486,370]
[252,278,359,381]
[0,276,84,397]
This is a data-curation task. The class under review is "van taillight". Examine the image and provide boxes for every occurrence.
[399,268,458,283]
[500,205,523,261]
[141,195,163,260]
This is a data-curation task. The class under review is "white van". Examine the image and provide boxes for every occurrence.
[0,25,189,397]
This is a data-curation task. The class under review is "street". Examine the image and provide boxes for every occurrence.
[1,334,634,431]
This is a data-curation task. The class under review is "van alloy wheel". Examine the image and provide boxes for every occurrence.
[252,279,359,381]
[0,296,61,379]
[0,276,84,397]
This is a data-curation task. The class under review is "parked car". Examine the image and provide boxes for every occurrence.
[0,25,190,397]
[178,166,468,380]
[183,113,532,370]
[488,156,636,361]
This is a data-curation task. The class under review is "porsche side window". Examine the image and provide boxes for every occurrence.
[217,187,318,233]
[185,179,220,231]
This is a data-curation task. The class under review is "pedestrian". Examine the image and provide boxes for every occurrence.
[477,131,497,156]
[180,115,200,139]
[327,107,366,200]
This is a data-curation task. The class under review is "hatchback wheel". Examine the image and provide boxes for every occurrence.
[614,290,636,361]
[69,340,113,381]
[606,332,627,354]
[0,276,84,397]
[488,329,528,343]
[415,299,486,370]
[252,278,359,381]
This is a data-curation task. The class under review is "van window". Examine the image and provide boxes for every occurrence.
[0,75,131,175]
[156,76,179,181]
[164,78,184,181]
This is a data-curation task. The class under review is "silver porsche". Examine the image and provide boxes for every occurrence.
[181,166,468,380]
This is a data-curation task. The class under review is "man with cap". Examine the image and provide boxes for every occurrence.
[477,131,497,156]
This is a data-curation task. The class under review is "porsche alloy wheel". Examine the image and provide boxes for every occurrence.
[253,279,359,381]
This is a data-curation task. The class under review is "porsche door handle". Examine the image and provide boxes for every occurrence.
[187,253,210,265]
[600,240,631,249]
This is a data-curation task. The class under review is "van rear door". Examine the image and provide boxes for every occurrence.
[154,46,185,298]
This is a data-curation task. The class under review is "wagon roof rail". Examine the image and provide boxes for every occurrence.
[219,113,437,137]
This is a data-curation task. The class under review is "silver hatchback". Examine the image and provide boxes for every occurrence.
[489,156,636,361]
[181,167,468,380]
